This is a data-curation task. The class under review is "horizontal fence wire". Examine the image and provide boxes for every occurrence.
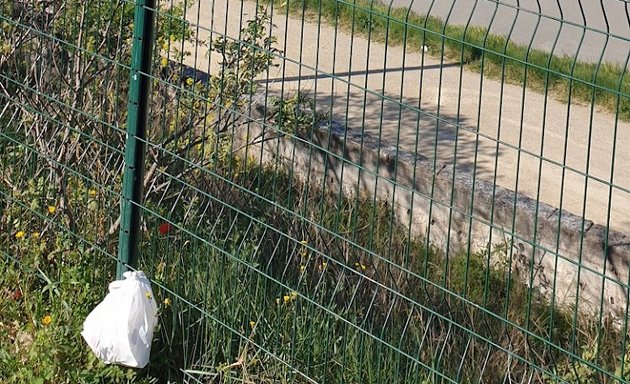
[2,0,630,383]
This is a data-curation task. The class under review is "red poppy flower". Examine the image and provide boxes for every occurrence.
[12,289,22,300]
[158,222,173,236]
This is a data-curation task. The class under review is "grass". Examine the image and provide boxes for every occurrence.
[0,178,152,382]
[134,153,630,383]
[4,128,628,382]
[260,0,630,121]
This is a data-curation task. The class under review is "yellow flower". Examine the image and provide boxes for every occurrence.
[290,291,298,300]
[186,77,194,86]
[160,57,168,68]
[249,320,256,329]
[42,315,52,326]
[321,262,328,268]
[299,240,308,245]
[15,231,25,239]
[47,206,56,214]
[299,265,306,273]
[32,232,40,238]
[283,295,290,304]
[360,264,367,271]
[88,189,97,197]
[163,297,171,307]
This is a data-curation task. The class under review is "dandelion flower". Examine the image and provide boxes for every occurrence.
[186,77,194,86]
[163,297,172,307]
[42,315,52,326]
[299,265,306,273]
[249,321,256,329]
[283,295,290,304]
[32,232,40,238]
[47,206,56,214]
[88,189,97,197]
[15,231,25,239]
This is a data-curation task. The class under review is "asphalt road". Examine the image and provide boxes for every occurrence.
[184,0,630,233]
[388,0,630,66]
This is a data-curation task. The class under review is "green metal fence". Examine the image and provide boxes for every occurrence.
[2,0,630,382]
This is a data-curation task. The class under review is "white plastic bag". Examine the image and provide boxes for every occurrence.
[81,271,158,368]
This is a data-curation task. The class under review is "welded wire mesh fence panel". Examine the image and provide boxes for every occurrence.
[0,0,132,248]
[3,0,630,383]
[132,0,630,382]
[0,0,133,311]
[0,1,140,380]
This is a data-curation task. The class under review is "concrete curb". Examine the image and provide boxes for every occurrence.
[238,112,630,320]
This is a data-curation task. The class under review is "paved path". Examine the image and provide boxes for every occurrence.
[183,0,630,233]
[389,0,630,66]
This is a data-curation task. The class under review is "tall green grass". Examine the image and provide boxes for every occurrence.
[3,142,630,382]
[135,158,630,383]
[264,0,629,120]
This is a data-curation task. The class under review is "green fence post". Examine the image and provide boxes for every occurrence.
[117,0,155,279]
